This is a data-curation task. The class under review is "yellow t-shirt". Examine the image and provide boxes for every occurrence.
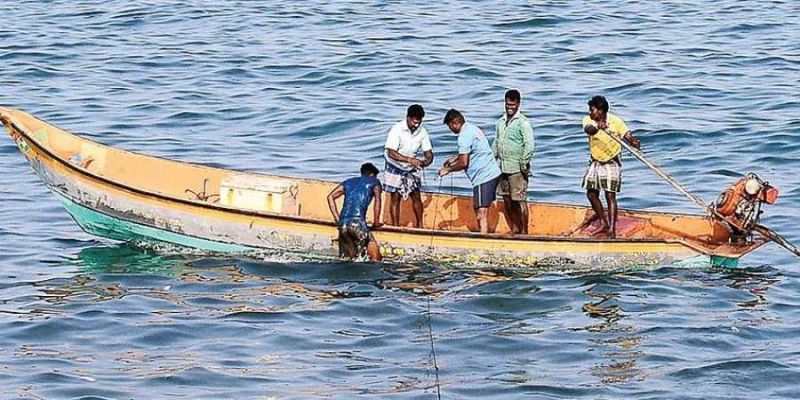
[582,113,630,162]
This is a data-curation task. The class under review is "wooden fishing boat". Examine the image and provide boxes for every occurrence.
[1,107,766,269]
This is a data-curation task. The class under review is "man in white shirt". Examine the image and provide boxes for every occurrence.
[383,104,434,228]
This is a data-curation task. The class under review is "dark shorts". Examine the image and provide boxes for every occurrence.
[497,172,529,202]
[472,175,501,209]
[338,219,373,259]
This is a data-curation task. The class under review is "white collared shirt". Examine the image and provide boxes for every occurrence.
[384,120,433,170]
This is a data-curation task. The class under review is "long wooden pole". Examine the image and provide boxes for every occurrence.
[606,132,732,229]
[606,131,800,258]
[754,225,800,257]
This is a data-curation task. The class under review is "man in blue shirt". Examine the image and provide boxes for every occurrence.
[438,109,502,234]
[327,163,383,261]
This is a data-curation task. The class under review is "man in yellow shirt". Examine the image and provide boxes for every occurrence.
[581,95,641,238]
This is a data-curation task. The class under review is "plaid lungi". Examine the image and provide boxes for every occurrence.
[382,162,420,199]
[582,157,622,193]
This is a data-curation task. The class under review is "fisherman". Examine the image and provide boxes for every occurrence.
[581,95,641,238]
[383,104,434,228]
[493,89,535,235]
[327,162,383,261]
[438,109,502,234]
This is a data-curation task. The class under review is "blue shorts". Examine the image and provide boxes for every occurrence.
[472,175,501,209]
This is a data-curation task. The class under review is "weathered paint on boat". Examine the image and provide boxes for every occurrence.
[1,107,766,269]
[55,192,255,253]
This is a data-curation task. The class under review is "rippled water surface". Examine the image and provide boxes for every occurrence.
[2,1,800,398]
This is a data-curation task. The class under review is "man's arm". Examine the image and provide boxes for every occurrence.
[583,116,608,136]
[327,184,344,224]
[623,131,641,149]
[421,132,434,168]
[387,149,423,169]
[492,120,500,157]
[438,153,470,176]
[422,150,434,168]
[521,120,535,165]
[371,185,383,228]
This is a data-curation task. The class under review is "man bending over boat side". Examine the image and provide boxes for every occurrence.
[383,104,434,228]
[438,109,502,234]
[581,95,641,239]
[327,163,384,261]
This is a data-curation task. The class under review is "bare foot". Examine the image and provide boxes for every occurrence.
[579,214,599,228]
[591,227,617,239]
[591,231,609,238]
[565,214,599,236]
[588,224,610,236]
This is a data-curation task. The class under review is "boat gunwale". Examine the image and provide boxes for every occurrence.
[0,109,719,217]
[2,108,762,256]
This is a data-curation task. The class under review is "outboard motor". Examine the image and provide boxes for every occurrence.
[715,173,779,238]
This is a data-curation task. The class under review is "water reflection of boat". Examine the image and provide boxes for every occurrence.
[582,282,644,384]
[2,107,766,269]
[75,244,186,276]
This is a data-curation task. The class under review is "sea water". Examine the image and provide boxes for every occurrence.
[1,1,800,398]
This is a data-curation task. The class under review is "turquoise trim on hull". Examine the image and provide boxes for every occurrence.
[711,255,739,268]
[672,255,739,268]
[55,193,255,253]
[671,255,712,268]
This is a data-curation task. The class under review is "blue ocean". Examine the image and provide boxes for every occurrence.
[1,1,800,398]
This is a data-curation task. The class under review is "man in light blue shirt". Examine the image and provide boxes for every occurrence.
[438,109,502,234]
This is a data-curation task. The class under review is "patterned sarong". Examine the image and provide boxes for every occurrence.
[581,157,622,193]
[382,162,420,200]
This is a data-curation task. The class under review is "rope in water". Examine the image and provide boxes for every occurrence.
[429,176,445,248]
[421,168,442,398]
[426,295,442,400]
[448,174,455,231]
